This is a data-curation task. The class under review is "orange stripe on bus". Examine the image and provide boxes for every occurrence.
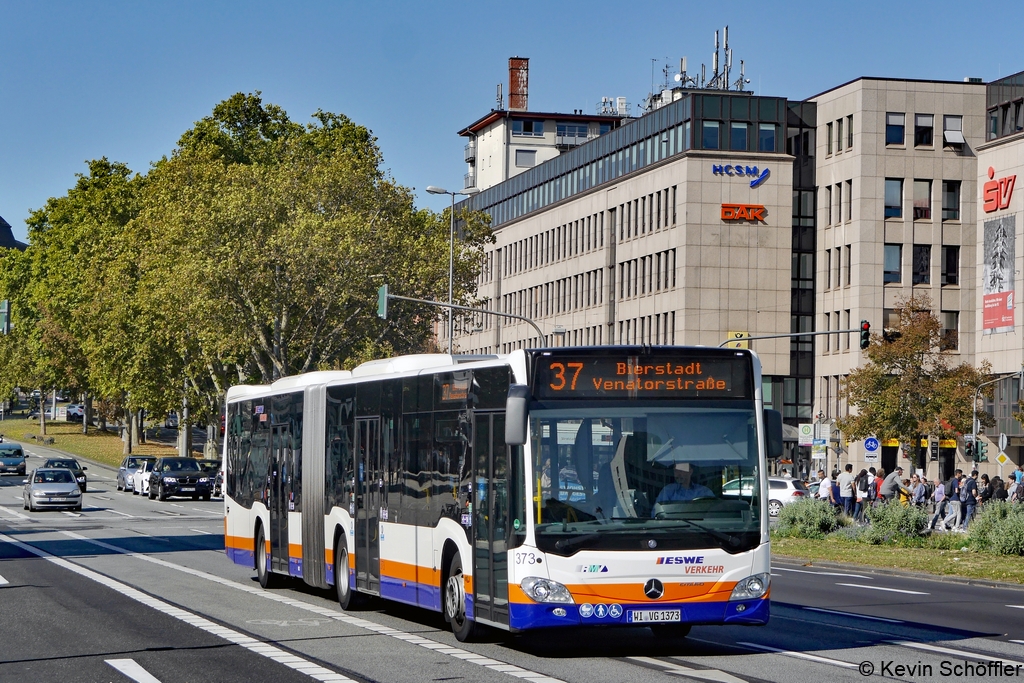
[225,535,255,551]
[379,558,441,587]
[508,581,738,605]
[289,543,302,559]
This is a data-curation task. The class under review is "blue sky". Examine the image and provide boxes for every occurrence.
[4,1,1024,241]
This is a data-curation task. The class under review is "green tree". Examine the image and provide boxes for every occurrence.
[838,295,991,456]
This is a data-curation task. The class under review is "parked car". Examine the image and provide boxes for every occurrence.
[0,442,27,476]
[117,455,155,492]
[24,468,83,511]
[722,476,809,516]
[164,412,178,429]
[66,404,85,422]
[42,457,87,492]
[148,457,213,501]
[132,459,155,496]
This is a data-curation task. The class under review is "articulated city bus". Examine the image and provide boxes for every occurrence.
[223,346,782,641]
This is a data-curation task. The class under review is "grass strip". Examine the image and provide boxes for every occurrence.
[1,417,177,468]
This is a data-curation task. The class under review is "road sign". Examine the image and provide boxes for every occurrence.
[997,452,1009,465]
[725,331,749,349]
[864,437,880,453]
[798,423,813,446]
[999,433,1008,452]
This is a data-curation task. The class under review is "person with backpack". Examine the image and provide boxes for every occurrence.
[960,470,980,529]
[939,470,962,530]
[854,469,870,521]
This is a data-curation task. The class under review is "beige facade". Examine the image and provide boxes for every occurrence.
[450,149,793,378]
[809,78,987,477]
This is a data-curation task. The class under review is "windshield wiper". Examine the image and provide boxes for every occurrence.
[553,532,602,552]
[652,519,743,549]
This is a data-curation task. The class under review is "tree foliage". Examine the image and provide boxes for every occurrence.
[838,295,990,453]
[0,92,492,440]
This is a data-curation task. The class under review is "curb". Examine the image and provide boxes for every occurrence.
[773,554,1024,592]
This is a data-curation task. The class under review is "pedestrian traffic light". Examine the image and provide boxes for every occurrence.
[964,441,974,460]
[977,441,988,462]
[860,320,871,349]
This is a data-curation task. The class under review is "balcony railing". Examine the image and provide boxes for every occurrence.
[464,140,476,162]
[555,133,591,148]
[464,172,476,190]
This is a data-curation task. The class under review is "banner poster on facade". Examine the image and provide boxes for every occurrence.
[983,214,1016,333]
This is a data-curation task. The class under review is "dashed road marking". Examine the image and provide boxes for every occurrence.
[0,506,31,520]
[108,510,133,517]
[0,573,8,586]
[189,528,213,535]
[0,532,356,682]
[735,642,857,669]
[105,658,163,683]
[772,567,871,579]
[801,606,903,623]
[834,583,928,595]
[889,640,1024,666]
[630,656,747,682]
[61,511,82,518]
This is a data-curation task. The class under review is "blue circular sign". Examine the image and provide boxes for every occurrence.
[864,437,880,452]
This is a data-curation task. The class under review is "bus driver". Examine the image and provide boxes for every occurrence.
[655,462,713,507]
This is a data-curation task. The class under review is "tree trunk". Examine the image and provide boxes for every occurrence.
[39,388,46,436]
[122,408,132,455]
[204,415,220,459]
[83,394,91,435]
[134,409,144,446]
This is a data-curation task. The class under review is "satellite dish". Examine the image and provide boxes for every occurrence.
[674,74,682,82]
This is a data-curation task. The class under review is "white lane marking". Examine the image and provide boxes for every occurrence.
[189,529,213,535]
[1012,640,1024,645]
[156,510,180,516]
[802,607,904,624]
[835,583,928,595]
[0,573,8,586]
[630,656,746,682]
[0,506,31,520]
[190,508,223,516]
[889,640,1024,666]
[61,511,82,518]
[105,658,163,683]
[170,504,184,508]
[108,510,134,518]
[1008,605,1024,610]
[58,531,567,683]
[0,532,356,682]
[772,567,871,579]
[735,642,858,669]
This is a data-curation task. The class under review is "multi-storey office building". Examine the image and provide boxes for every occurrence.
[445,71,1020,480]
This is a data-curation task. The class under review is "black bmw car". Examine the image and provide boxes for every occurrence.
[148,457,213,501]
[42,457,88,492]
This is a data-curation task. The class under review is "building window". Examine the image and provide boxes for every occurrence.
[824,312,830,352]
[844,310,851,349]
[556,122,588,140]
[941,245,959,285]
[886,113,905,145]
[942,180,960,220]
[845,179,853,221]
[943,115,965,146]
[837,118,844,151]
[758,123,776,151]
[912,245,931,285]
[940,311,959,350]
[913,180,931,220]
[847,114,854,148]
[730,122,748,150]
[827,122,833,154]
[884,244,902,283]
[884,178,903,218]
[825,249,832,289]
[825,186,832,225]
[988,110,999,140]
[844,244,851,286]
[511,119,544,137]
[702,121,720,149]
[515,149,537,168]
[914,114,934,146]
[835,246,842,286]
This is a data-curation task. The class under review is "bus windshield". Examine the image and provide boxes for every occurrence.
[531,404,761,556]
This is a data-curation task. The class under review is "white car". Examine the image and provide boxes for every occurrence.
[722,476,810,517]
[132,459,155,496]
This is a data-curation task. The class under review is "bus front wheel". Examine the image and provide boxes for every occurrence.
[444,555,479,642]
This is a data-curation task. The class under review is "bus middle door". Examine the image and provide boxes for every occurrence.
[270,423,290,574]
[472,412,510,627]
[355,417,382,594]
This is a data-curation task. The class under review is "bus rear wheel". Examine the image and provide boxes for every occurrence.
[334,543,362,611]
[255,526,279,589]
[444,555,479,642]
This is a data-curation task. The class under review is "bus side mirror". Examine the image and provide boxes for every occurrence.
[764,409,784,459]
[505,384,530,446]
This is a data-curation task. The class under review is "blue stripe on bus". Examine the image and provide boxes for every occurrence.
[508,597,768,630]
[227,547,253,567]
[379,575,442,612]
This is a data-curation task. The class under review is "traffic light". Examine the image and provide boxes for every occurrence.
[964,441,974,461]
[977,441,989,462]
[376,284,389,320]
[860,320,871,349]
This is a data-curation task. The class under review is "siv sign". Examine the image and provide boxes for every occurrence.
[712,164,771,188]
[983,166,1016,213]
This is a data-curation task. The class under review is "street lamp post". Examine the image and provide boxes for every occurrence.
[426,185,478,354]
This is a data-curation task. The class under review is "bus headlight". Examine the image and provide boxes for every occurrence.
[730,573,770,600]
[520,577,574,604]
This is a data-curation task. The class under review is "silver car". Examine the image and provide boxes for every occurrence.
[722,476,810,517]
[24,468,83,511]
[117,456,155,492]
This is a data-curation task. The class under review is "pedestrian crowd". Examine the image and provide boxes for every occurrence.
[809,462,1024,531]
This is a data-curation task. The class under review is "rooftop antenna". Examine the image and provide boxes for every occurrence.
[496,83,503,110]
[711,29,720,88]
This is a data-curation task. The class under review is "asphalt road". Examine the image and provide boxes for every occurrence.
[2,442,1024,683]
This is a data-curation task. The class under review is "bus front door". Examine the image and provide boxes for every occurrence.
[270,423,290,574]
[355,417,381,594]
[472,413,509,627]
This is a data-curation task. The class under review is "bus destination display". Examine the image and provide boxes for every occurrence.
[534,355,751,400]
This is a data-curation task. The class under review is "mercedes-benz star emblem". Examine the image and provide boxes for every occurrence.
[644,578,664,600]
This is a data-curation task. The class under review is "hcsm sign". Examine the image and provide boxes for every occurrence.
[712,164,771,188]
